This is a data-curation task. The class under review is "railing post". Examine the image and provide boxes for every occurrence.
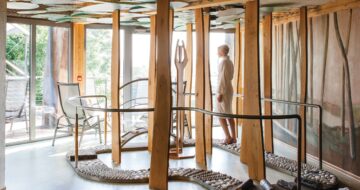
[75,109,79,168]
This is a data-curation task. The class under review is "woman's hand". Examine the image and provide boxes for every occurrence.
[217,94,223,102]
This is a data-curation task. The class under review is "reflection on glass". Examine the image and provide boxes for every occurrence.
[86,28,112,99]
[35,25,70,140]
[5,23,30,144]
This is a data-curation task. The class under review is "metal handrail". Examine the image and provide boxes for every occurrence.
[261,97,323,169]
[184,92,323,169]
[69,96,303,189]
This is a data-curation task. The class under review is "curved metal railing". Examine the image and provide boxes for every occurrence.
[119,78,148,90]
[68,96,303,189]
[117,77,323,169]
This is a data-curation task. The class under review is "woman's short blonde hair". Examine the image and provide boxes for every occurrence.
[218,44,230,55]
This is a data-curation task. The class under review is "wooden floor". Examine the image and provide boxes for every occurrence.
[4,130,298,190]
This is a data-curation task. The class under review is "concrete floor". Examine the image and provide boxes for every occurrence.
[5,131,295,190]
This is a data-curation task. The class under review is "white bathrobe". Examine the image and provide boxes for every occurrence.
[216,56,234,114]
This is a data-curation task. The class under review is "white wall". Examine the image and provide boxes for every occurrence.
[0,0,6,189]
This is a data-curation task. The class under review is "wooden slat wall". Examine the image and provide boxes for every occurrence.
[263,14,274,153]
[194,8,207,166]
[240,0,265,180]
[111,10,121,164]
[232,22,242,136]
[148,15,156,152]
[149,0,171,189]
[299,7,308,162]
[184,23,193,138]
[0,1,6,188]
[204,11,213,154]
[72,23,85,93]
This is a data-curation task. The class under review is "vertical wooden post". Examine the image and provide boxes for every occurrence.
[72,23,85,93]
[169,9,174,47]
[204,11,213,154]
[149,0,171,189]
[263,14,274,153]
[0,1,6,188]
[194,8,207,166]
[233,22,242,137]
[184,23,193,138]
[240,0,265,180]
[111,10,121,164]
[299,6,308,162]
[148,15,156,152]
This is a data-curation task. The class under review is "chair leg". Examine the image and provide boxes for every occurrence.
[98,118,102,144]
[79,125,85,147]
[52,118,62,146]
[25,112,29,132]
[10,119,14,132]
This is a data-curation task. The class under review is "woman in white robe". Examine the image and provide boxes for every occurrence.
[216,45,236,144]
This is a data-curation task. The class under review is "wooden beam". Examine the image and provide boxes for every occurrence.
[240,0,265,181]
[149,0,171,189]
[148,15,156,152]
[204,11,213,154]
[232,22,242,137]
[194,8,207,166]
[111,10,121,164]
[273,0,360,25]
[72,23,85,93]
[0,1,6,188]
[184,23,193,138]
[263,14,273,153]
[299,6,308,162]
[146,0,243,15]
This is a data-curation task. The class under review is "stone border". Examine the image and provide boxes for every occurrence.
[67,154,252,190]
[212,141,338,190]
[68,139,338,189]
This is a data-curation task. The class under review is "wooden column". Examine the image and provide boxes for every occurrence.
[194,8,207,166]
[184,23,193,138]
[263,14,274,153]
[169,9,174,47]
[204,11,213,154]
[232,22,242,136]
[72,23,85,93]
[149,0,171,189]
[0,1,6,188]
[111,10,121,164]
[148,15,156,152]
[240,0,265,180]
[299,7,308,162]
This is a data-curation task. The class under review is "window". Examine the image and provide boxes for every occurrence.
[5,21,71,145]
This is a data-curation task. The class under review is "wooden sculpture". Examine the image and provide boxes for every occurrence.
[170,40,194,159]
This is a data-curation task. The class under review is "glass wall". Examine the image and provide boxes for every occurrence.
[5,21,71,145]
[85,27,125,138]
